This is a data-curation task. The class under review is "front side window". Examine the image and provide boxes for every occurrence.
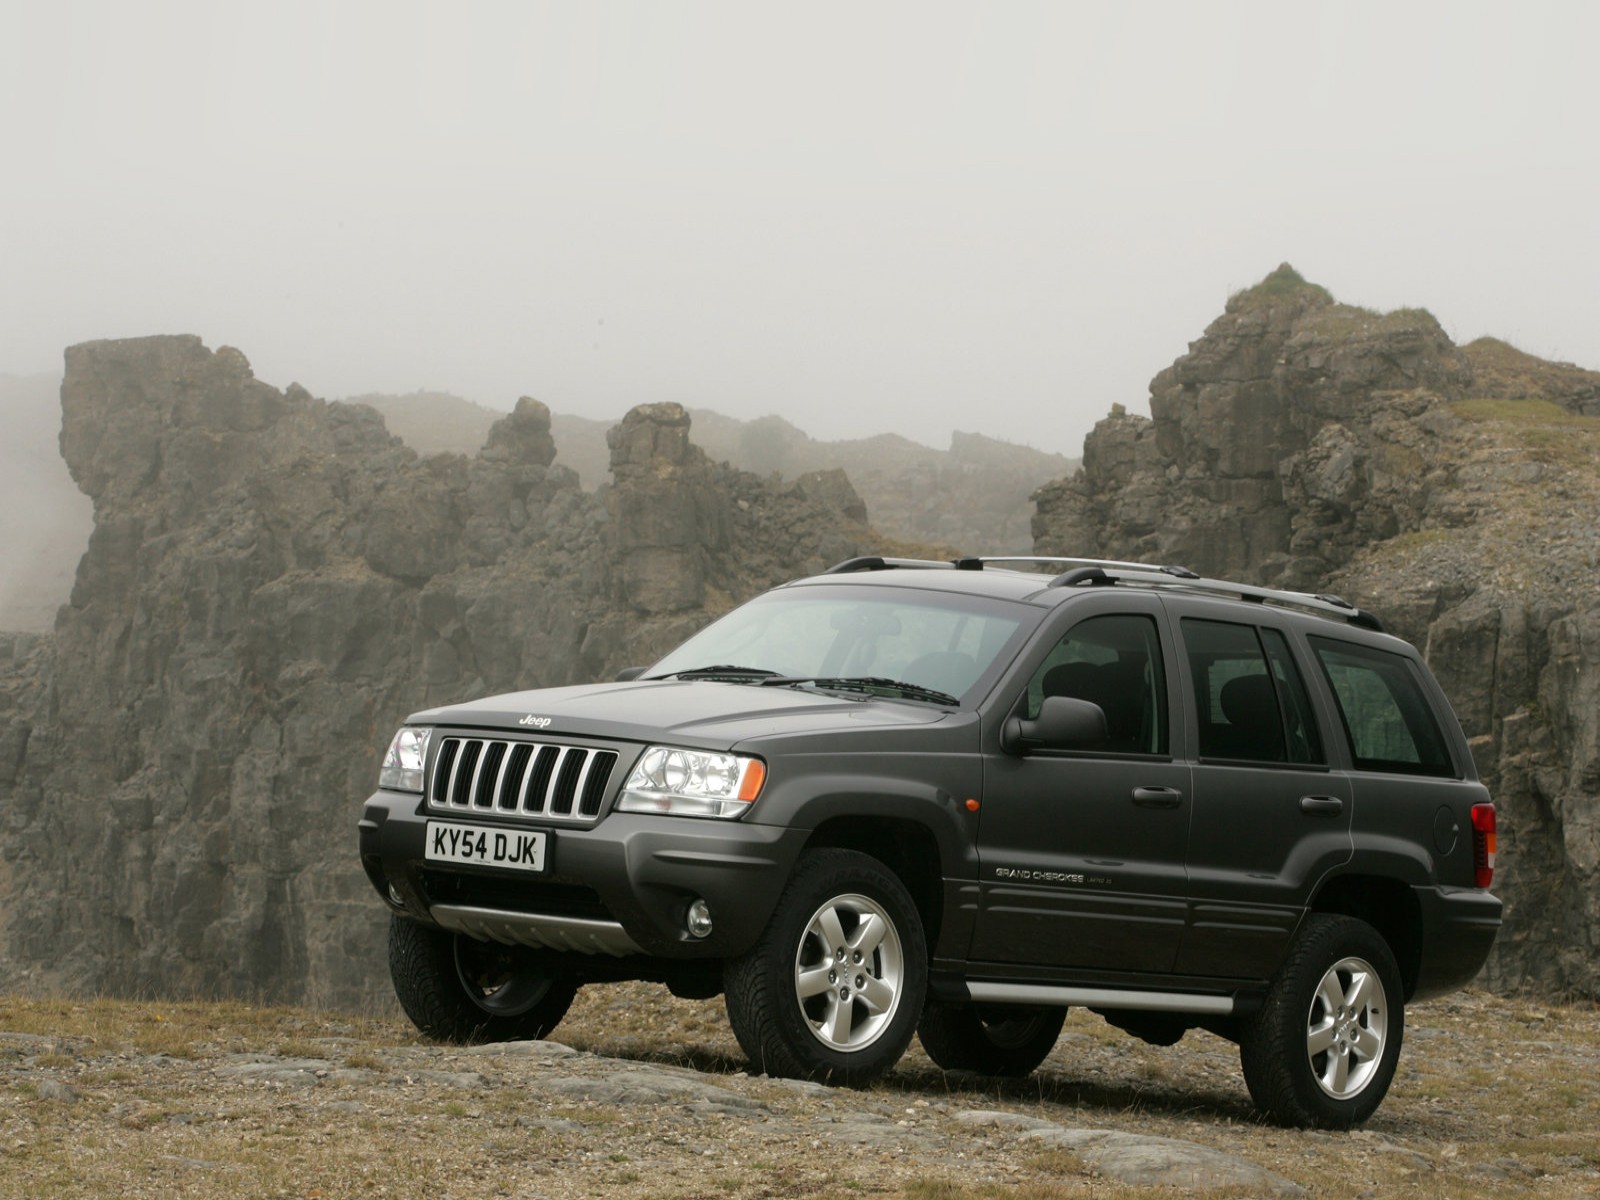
[1309,637,1455,776]
[1024,613,1167,754]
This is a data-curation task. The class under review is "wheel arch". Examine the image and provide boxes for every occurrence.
[804,815,945,953]
[1308,874,1424,1000]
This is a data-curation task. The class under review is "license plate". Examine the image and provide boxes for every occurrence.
[424,821,548,873]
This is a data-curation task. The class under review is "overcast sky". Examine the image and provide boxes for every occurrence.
[4,1,1596,456]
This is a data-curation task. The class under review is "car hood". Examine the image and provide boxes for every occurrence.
[405,679,955,749]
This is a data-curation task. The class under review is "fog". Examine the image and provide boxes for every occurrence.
[3,1,1597,456]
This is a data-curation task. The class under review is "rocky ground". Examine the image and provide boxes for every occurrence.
[3,984,1597,1199]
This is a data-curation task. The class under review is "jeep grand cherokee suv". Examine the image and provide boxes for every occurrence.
[358,556,1502,1127]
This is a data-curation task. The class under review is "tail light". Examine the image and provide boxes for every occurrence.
[1470,804,1497,889]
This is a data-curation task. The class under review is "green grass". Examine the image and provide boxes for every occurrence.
[1230,263,1335,307]
[1452,396,1594,425]
[1298,302,1441,339]
[1451,396,1600,467]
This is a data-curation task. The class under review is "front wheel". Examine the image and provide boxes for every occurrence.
[1239,914,1404,1128]
[389,914,577,1044]
[724,849,927,1086]
[918,1001,1066,1077]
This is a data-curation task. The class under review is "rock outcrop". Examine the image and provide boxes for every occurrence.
[679,414,1077,554]
[362,393,1076,555]
[1034,265,1600,998]
[0,336,875,1008]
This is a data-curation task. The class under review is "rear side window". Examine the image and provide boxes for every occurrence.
[1309,637,1455,776]
[1181,619,1323,765]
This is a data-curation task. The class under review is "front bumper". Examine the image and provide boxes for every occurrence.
[358,790,809,959]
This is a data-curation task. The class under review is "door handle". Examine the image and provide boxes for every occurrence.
[1300,795,1344,817]
[1132,786,1183,809]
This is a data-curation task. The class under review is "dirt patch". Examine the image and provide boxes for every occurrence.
[2,986,1596,1199]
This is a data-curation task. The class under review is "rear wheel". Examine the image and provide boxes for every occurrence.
[1240,914,1404,1128]
[918,1001,1065,1077]
[389,914,577,1043]
[724,849,927,1086]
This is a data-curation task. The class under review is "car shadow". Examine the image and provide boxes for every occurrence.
[887,1061,1260,1124]
[558,1036,1260,1125]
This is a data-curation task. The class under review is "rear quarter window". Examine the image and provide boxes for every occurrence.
[1309,636,1455,777]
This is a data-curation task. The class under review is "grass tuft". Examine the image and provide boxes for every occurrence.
[1228,263,1335,309]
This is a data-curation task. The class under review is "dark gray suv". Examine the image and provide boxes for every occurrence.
[359,556,1502,1127]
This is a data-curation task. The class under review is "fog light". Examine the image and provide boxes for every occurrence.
[387,883,405,908]
[686,898,713,939]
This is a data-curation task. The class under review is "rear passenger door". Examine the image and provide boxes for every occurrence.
[1172,608,1353,982]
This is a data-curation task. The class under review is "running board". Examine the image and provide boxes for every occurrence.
[965,982,1235,1016]
[431,904,643,957]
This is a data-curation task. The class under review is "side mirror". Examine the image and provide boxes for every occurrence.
[1003,695,1108,755]
[614,666,647,682]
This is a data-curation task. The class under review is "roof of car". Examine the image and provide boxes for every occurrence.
[786,562,1055,603]
[791,556,1388,631]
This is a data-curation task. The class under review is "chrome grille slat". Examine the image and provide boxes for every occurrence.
[466,742,488,808]
[527,746,558,811]
[512,746,538,811]
[488,743,512,809]
[542,746,571,814]
[554,748,585,815]
[498,744,531,810]
[571,753,598,814]
[443,739,467,803]
[429,737,618,824]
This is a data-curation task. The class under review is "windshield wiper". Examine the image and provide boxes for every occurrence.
[758,675,960,707]
[649,665,784,682]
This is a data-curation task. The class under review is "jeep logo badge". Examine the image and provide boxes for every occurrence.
[518,715,552,729]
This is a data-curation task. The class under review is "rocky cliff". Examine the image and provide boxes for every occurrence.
[1034,265,1600,997]
[0,336,876,1007]
[360,393,1075,555]
[0,382,1071,637]
[680,411,1076,554]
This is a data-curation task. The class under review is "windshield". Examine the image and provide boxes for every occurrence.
[647,585,1027,703]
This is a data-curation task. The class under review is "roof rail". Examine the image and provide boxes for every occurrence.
[827,555,1201,578]
[1047,565,1385,631]
[818,555,1383,630]
[824,555,957,575]
[977,555,1201,580]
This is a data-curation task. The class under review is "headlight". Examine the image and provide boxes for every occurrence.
[616,746,767,819]
[379,727,432,793]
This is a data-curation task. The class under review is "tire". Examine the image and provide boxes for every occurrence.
[388,914,577,1044]
[724,848,927,1087]
[1239,914,1404,1129]
[918,1001,1066,1077]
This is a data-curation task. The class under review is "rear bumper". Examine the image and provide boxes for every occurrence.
[1411,884,1503,1000]
[358,790,809,959]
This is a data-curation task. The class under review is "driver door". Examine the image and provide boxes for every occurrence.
[973,597,1193,974]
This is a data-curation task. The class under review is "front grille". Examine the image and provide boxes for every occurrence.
[429,737,617,822]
